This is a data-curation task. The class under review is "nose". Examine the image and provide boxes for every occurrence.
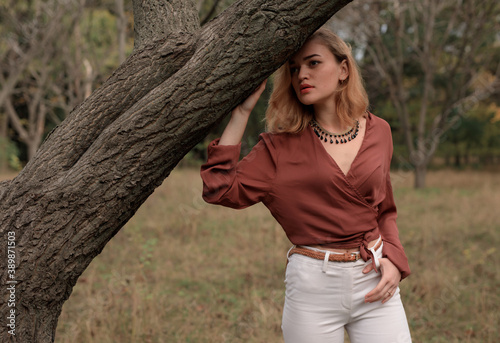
[298,66,309,81]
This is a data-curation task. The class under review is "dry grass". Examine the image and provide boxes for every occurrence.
[54,168,288,343]
[5,167,497,342]
[393,170,499,343]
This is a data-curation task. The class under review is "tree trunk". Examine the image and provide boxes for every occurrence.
[0,113,10,174]
[0,0,352,341]
[414,163,427,189]
[115,0,127,64]
[0,112,7,139]
[455,153,461,168]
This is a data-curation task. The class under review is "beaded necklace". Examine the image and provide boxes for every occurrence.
[310,118,359,144]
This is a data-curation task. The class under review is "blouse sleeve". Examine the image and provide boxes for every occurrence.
[377,129,411,280]
[200,133,278,209]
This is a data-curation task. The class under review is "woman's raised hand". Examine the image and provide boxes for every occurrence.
[219,80,267,146]
[232,79,268,118]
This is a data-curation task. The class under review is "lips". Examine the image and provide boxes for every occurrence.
[300,83,313,94]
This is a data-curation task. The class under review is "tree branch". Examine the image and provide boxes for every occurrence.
[4,96,29,142]
[18,32,198,184]
[133,0,200,49]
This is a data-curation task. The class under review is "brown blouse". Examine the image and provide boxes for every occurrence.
[200,112,410,279]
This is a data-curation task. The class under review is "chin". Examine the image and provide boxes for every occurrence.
[297,96,315,106]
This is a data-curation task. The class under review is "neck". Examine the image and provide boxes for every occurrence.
[313,101,349,132]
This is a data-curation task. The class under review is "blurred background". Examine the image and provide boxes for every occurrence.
[0,0,499,342]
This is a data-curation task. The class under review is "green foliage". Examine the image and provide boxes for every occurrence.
[0,136,22,171]
[437,103,500,167]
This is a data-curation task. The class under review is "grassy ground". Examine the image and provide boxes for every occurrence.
[17,168,497,342]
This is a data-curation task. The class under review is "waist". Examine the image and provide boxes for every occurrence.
[307,237,380,254]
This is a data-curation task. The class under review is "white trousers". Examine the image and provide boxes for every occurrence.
[282,242,412,343]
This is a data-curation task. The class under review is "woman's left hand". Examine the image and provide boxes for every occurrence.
[363,257,401,304]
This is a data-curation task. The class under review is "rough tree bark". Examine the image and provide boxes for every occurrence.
[0,0,352,341]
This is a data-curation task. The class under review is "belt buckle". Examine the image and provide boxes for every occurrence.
[344,252,360,262]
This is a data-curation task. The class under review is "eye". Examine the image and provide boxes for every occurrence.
[290,66,299,74]
[310,60,320,67]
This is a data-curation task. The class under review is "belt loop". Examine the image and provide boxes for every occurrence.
[322,251,331,273]
[285,245,296,267]
[369,236,382,269]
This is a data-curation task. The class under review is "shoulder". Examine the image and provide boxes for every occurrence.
[258,128,307,148]
[367,111,393,134]
[252,129,308,162]
[366,112,395,159]
[367,112,394,147]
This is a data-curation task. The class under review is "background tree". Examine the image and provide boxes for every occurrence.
[114,0,128,63]
[0,0,81,160]
[330,0,500,188]
[0,0,352,341]
[441,103,500,168]
[0,0,137,164]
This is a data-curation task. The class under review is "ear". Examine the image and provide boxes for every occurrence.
[339,59,349,81]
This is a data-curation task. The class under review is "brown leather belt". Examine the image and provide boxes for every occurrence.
[289,239,382,263]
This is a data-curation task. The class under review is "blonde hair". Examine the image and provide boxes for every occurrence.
[265,28,369,133]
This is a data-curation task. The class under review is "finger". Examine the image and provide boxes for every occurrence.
[365,279,385,299]
[371,283,397,304]
[381,287,396,304]
[366,286,389,303]
[255,79,267,92]
[240,80,267,112]
[362,263,373,274]
[251,80,267,101]
[250,79,267,97]
[365,286,383,303]
[365,279,391,303]
[365,291,383,303]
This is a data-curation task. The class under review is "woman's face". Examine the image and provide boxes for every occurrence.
[289,39,348,107]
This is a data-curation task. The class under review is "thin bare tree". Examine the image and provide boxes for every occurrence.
[331,0,500,188]
[115,0,128,64]
[0,0,86,160]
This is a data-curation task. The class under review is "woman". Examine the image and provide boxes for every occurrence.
[200,28,412,343]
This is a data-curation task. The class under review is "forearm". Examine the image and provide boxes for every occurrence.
[219,109,249,146]
[219,79,267,146]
